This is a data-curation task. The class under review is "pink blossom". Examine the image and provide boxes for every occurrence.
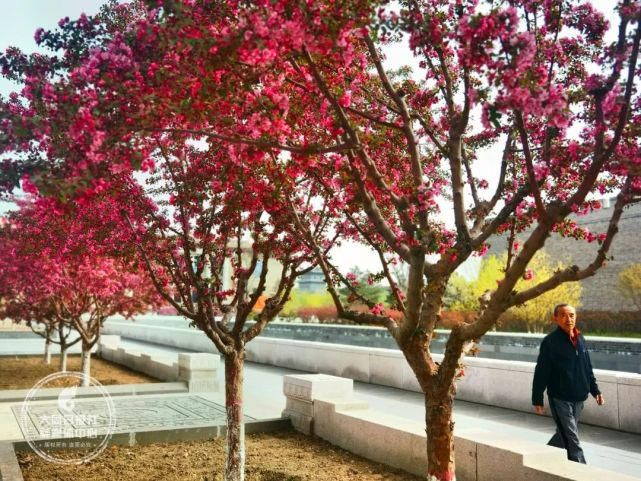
[34,28,45,44]
[338,91,352,108]
[371,303,385,316]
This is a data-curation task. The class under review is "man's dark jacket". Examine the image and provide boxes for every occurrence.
[532,327,601,406]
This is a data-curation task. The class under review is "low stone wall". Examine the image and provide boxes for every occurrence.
[98,336,219,393]
[102,321,641,434]
[0,382,188,404]
[0,319,30,331]
[0,442,23,481]
[104,315,641,372]
[283,374,641,481]
[103,320,214,353]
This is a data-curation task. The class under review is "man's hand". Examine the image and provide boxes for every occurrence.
[595,394,605,406]
[533,405,545,415]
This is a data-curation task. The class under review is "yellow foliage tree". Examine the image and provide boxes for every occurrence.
[618,264,641,312]
[281,289,335,318]
[511,251,582,333]
[448,252,582,332]
[446,256,504,312]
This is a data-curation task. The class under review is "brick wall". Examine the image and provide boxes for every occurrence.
[486,199,641,312]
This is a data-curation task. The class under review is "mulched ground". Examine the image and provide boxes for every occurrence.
[0,355,158,389]
[18,430,422,481]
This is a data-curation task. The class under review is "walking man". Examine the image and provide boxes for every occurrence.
[531,303,605,463]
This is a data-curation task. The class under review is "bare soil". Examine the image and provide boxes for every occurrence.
[18,430,422,481]
[0,355,157,389]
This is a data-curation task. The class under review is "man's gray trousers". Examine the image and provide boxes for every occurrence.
[547,395,587,464]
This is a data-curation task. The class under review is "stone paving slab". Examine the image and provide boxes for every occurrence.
[11,395,253,441]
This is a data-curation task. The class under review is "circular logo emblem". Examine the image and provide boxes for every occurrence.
[19,372,116,464]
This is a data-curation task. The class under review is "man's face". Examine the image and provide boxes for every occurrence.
[553,305,577,335]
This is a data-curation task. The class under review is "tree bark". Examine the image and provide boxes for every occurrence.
[43,337,52,365]
[425,390,456,481]
[224,351,245,481]
[81,344,91,387]
[59,346,68,372]
[400,334,457,480]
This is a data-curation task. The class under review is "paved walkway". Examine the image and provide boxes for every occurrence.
[1,336,640,477]
[119,339,641,478]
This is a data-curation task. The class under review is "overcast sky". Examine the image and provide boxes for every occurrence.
[0,1,620,274]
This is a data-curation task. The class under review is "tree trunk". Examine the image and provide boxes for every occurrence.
[59,346,68,372]
[425,390,456,481]
[43,338,52,365]
[81,344,91,387]
[224,351,245,481]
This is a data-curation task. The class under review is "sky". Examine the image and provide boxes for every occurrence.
[0,1,621,276]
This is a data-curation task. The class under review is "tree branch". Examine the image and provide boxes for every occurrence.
[514,111,547,220]
[510,179,631,306]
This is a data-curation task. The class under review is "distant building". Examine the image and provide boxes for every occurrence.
[194,240,284,296]
[297,267,326,292]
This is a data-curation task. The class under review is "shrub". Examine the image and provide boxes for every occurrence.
[281,289,334,318]
[438,311,476,328]
[486,310,641,334]
[574,310,641,334]
[351,304,404,323]
[296,305,338,323]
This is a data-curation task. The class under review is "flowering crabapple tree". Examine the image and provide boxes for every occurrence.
[0,290,82,370]
[0,220,82,368]
[72,2,640,479]
[0,7,331,477]
[2,1,641,480]
[108,136,332,480]
[0,193,163,384]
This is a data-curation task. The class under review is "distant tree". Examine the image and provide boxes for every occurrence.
[339,268,389,306]
[447,252,582,332]
[443,273,477,312]
[0,218,82,369]
[618,264,641,312]
[281,289,335,318]
[445,256,505,312]
[0,245,81,369]
[0,195,163,382]
[511,252,582,333]
[384,262,409,308]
